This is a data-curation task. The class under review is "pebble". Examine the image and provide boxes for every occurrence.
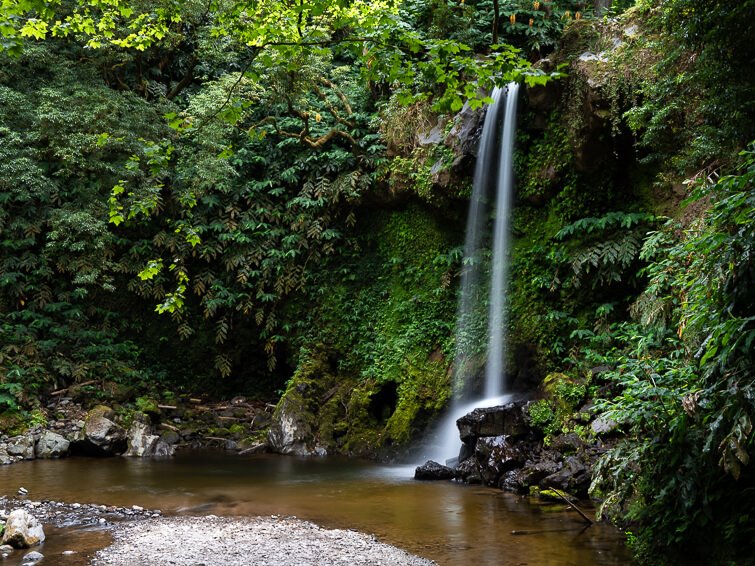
[17,487,28,495]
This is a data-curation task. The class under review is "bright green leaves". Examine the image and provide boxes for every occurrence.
[18,17,47,39]
[155,263,188,314]
[106,139,174,226]
[1,0,181,53]
[138,259,163,281]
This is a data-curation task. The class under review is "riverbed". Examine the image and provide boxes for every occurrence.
[0,451,629,565]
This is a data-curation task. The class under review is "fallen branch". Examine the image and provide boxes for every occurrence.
[238,443,267,455]
[50,380,97,395]
[551,488,594,525]
[160,423,180,432]
[511,526,589,536]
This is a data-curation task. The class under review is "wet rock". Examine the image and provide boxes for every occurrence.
[150,441,174,458]
[499,468,528,493]
[457,401,529,441]
[414,460,456,481]
[474,436,526,486]
[2,509,45,548]
[6,436,35,460]
[35,431,70,459]
[517,458,562,489]
[125,418,159,457]
[540,455,591,497]
[454,458,482,484]
[22,550,44,563]
[71,405,127,456]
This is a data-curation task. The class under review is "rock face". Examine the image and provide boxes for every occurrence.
[35,431,70,459]
[1,509,45,548]
[414,460,456,481]
[71,405,127,456]
[457,402,529,441]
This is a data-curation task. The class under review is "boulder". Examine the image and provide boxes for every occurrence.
[457,401,529,441]
[153,439,176,458]
[474,436,526,486]
[414,460,456,481]
[6,435,35,460]
[1,510,45,548]
[0,449,14,465]
[35,431,70,459]
[71,405,127,456]
[268,394,319,457]
[125,419,159,457]
[454,458,482,484]
[540,455,591,497]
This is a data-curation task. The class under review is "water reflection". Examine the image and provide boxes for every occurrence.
[0,452,629,565]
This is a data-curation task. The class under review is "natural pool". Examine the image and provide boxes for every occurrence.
[0,451,629,565]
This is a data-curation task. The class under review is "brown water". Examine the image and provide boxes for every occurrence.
[0,451,629,565]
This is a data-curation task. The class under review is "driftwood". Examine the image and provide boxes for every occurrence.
[50,380,97,395]
[160,423,179,432]
[157,404,177,410]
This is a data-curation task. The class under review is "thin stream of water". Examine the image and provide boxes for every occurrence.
[484,81,519,399]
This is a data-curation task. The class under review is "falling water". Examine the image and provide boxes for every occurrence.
[484,81,519,398]
[423,83,519,464]
[451,87,503,394]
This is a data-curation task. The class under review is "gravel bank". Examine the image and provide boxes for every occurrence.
[92,515,436,566]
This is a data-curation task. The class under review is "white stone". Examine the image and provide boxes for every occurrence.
[1,509,45,548]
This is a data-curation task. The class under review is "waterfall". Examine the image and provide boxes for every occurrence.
[484,81,518,398]
[422,82,519,464]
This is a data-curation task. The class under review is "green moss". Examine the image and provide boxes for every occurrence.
[228,423,246,436]
[384,358,450,444]
[527,399,556,434]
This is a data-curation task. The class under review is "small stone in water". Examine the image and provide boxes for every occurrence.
[22,550,44,562]
[72,503,81,508]
[99,518,106,524]
[132,505,143,511]
[63,550,78,555]
[17,487,28,495]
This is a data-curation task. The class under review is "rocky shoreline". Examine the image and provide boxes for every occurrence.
[0,395,271,468]
[0,497,434,566]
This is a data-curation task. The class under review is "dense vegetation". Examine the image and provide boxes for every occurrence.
[1,0,753,562]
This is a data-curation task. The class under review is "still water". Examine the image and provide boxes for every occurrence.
[0,451,629,565]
